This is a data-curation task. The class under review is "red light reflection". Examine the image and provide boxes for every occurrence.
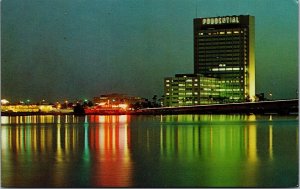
[89,115,132,187]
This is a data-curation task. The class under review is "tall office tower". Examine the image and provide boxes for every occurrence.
[194,15,255,102]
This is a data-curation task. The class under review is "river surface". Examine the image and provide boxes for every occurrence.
[1,114,298,187]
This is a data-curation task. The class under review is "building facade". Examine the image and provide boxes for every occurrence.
[193,15,255,102]
[93,93,142,106]
[164,74,220,107]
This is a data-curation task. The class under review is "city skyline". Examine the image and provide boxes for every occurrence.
[1,0,298,102]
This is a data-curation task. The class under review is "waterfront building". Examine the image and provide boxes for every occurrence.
[93,93,142,106]
[193,15,255,102]
[164,74,220,107]
[87,93,141,114]
[1,104,54,113]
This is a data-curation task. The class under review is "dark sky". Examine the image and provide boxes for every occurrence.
[1,0,298,102]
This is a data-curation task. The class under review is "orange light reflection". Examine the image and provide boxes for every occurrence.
[89,115,132,187]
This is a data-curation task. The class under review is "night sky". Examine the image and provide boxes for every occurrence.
[1,0,298,102]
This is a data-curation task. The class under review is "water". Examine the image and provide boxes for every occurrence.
[1,114,298,187]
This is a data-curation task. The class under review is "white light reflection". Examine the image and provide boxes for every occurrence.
[1,116,9,124]
[1,126,8,150]
[269,125,273,160]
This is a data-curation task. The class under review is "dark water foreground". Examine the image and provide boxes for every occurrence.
[1,114,298,187]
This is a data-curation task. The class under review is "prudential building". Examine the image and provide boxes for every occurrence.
[193,15,255,102]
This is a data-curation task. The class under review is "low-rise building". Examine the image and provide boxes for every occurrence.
[1,105,54,113]
[94,93,142,106]
[164,74,220,107]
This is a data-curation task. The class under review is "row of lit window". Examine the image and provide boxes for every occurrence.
[198,30,243,36]
[198,58,241,62]
[217,88,241,92]
[198,44,243,49]
[198,40,245,45]
[218,92,244,96]
[165,92,245,99]
[166,83,198,87]
[199,54,242,58]
[200,52,244,56]
[220,80,242,83]
[196,63,248,68]
[200,85,219,88]
[197,50,242,54]
[168,88,199,91]
[178,101,196,104]
[167,97,198,100]
[166,80,246,90]
[200,92,220,96]
[197,39,247,44]
[198,58,245,62]
[198,45,249,51]
[166,92,199,96]
[197,35,246,41]
[211,67,241,71]
[165,79,198,83]
[170,79,195,82]
[199,49,247,53]
[199,56,243,59]
[198,48,244,53]
[198,44,247,49]
[198,37,245,42]
[198,35,245,40]
[197,56,247,60]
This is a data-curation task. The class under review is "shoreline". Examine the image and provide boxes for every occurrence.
[2,99,298,116]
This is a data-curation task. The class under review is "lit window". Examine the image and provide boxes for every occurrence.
[186,79,192,82]
[166,93,170,95]
[226,31,232,34]
[234,31,239,34]
[166,80,170,82]
[194,84,198,86]
[166,84,170,87]
[220,31,225,35]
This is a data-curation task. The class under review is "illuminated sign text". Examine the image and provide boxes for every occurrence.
[202,16,240,25]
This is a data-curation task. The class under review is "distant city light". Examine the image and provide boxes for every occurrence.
[1,99,9,105]
[118,104,128,110]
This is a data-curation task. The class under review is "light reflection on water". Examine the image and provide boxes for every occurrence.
[1,114,298,187]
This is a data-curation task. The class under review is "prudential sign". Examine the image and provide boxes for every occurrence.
[202,16,240,25]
